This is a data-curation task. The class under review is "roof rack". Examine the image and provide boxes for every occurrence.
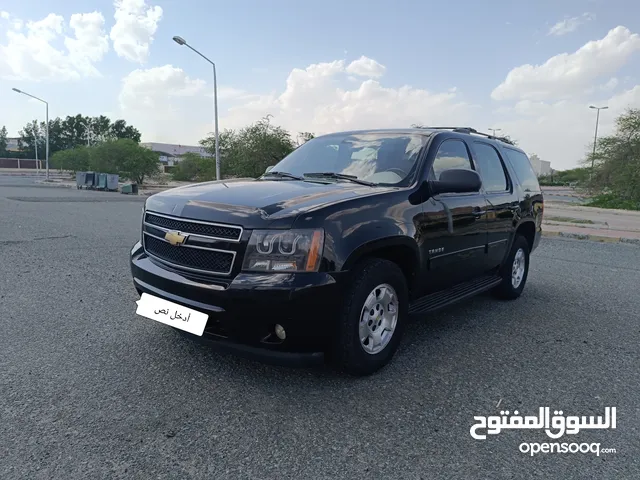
[417,126,515,145]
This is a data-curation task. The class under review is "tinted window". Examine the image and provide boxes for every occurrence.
[473,142,508,192]
[504,149,541,193]
[431,139,473,180]
[270,133,427,185]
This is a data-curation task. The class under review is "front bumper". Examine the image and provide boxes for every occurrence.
[130,242,344,365]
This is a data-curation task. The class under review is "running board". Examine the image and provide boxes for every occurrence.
[409,274,502,315]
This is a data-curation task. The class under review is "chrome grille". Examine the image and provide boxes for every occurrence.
[142,212,241,276]
[144,235,235,275]
[144,212,242,242]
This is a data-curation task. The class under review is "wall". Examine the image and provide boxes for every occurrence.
[0,158,43,169]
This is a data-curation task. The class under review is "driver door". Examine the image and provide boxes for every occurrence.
[416,138,488,294]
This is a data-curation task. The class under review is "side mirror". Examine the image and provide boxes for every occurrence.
[429,169,481,195]
[265,165,275,174]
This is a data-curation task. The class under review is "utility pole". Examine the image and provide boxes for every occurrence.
[589,105,608,177]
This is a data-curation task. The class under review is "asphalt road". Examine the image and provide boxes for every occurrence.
[1,176,639,480]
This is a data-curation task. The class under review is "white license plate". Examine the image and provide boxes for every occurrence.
[135,293,209,336]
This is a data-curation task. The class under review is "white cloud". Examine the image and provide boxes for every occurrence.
[1,11,10,20]
[64,13,110,76]
[119,65,210,141]
[0,11,109,81]
[548,12,595,36]
[119,58,471,144]
[222,59,470,134]
[492,26,640,101]
[110,0,163,63]
[496,85,640,170]
[120,65,206,106]
[345,56,386,78]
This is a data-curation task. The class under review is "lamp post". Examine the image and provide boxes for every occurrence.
[589,106,608,174]
[172,35,221,180]
[13,88,49,180]
[489,128,502,137]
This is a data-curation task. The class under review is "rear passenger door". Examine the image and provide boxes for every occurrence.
[470,141,518,270]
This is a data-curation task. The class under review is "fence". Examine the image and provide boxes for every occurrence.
[0,158,44,169]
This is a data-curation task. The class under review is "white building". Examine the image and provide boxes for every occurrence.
[141,142,210,166]
[528,154,552,177]
[539,160,551,176]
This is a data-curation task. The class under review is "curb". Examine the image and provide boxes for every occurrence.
[544,193,588,199]
[544,203,640,217]
[35,181,74,188]
[34,180,169,196]
[542,230,640,245]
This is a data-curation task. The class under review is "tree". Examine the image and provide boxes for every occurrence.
[50,147,90,172]
[586,108,640,205]
[171,152,217,181]
[296,132,315,146]
[200,116,298,179]
[48,139,159,183]
[109,119,141,143]
[17,115,142,158]
[0,126,7,156]
[91,139,159,184]
[538,167,590,186]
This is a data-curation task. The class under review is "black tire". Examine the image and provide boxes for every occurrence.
[331,258,408,376]
[492,235,530,300]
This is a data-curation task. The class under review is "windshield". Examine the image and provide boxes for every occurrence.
[268,132,428,185]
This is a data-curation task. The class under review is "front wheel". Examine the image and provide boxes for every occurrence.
[332,258,408,376]
[492,235,530,300]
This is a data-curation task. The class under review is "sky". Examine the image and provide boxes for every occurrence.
[1,0,640,171]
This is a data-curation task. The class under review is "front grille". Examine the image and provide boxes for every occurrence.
[145,212,242,241]
[144,235,235,275]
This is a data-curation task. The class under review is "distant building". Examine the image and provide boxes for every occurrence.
[6,138,20,152]
[528,154,552,177]
[140,142,210,166]
[539,160,551,176]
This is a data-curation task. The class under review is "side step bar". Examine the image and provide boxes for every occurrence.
[409,274,502,315]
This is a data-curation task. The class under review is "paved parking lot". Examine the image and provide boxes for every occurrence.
[1,177,638,479]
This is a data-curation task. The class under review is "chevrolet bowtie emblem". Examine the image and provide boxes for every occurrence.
[164,230,188,246]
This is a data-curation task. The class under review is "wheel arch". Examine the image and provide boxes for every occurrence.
[514,219,536,253]
[342,236,420,291]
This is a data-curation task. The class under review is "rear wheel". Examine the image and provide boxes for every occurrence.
[332,258,408,376]
[492,235,530,300]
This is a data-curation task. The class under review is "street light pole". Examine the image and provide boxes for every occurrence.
[589,106,608,174]
[173,36,221,181]
[13,88,49,180]
[34,128,38,173]
[45,101,49,180]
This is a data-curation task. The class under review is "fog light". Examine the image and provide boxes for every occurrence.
[275,324,286,340]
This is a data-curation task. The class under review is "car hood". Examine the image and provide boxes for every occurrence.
[144,178,395,229]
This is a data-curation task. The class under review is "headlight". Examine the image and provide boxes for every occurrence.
[242,229,324,272]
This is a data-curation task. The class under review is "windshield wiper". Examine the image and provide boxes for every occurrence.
[303,172,375,186]
[262,171,304,181]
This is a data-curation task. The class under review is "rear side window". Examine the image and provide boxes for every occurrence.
[473,142,509,192]
[503,148,540,193]
[431,139,473,180]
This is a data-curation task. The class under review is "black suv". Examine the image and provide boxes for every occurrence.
[130,127,543,375]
